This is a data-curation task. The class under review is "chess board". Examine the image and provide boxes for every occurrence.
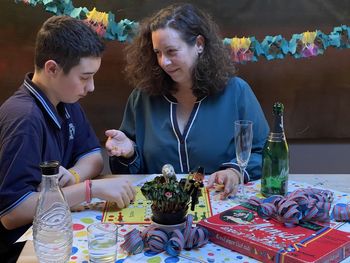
[102,187,212,224]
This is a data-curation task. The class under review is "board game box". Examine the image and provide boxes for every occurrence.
[197,202,350,263]
[102,187,212,224]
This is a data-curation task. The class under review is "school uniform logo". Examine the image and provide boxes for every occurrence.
[69,123,75,140]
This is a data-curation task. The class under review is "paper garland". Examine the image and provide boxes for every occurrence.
[15,0,350,63]
[224,26,350,63]
[15,0,138,42]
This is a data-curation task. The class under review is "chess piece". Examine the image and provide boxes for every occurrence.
[118,212,124,221]
[161,164,176,183]
[189,167,205,211]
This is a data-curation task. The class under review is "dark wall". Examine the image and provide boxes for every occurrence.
[1,1,350,141]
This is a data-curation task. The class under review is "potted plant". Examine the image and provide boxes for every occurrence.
[141,164,204,225]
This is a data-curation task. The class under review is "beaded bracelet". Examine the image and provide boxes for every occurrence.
[85,179,92,203]
[69,168,81,183]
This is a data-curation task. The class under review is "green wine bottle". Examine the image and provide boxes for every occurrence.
[261,102,289,197]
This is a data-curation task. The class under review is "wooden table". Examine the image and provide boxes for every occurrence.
[17,174,350,263]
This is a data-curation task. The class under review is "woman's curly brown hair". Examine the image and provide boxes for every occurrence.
[124,3,236,97]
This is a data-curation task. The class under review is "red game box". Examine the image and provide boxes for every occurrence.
[198,203,350,263]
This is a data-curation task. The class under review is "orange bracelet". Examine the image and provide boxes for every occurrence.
[85,179,92,203]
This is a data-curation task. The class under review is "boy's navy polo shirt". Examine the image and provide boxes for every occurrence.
[0,73,101,245]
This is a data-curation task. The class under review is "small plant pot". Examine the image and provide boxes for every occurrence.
[151,220,186,234]
[151,208,187,225]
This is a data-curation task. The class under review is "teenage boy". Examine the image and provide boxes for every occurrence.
[0,16,135,262]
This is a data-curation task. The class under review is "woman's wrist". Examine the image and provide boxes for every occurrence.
[226,168,241,183]
[123,149,135,159]
[122,140,136,158]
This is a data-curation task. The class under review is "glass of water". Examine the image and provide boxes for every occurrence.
[87,222,118,263]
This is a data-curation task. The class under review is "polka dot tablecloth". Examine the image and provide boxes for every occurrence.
[65,179,350,263]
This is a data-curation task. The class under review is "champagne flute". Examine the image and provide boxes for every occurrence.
[234,120,253,203]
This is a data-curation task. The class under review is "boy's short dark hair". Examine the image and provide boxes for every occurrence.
[34,16,105,74]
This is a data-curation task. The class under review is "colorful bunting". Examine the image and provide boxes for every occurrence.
[15,0,350,63]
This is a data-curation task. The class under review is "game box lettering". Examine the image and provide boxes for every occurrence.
[198,203,350,263]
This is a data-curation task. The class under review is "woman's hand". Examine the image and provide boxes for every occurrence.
[105,129,135,158]
[91,178,137,208]
[207,168,241,199]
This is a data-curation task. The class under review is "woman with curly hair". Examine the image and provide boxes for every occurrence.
[105,3,269,198]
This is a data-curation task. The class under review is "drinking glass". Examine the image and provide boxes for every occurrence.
[234,120,253,203]
[87,222,118,263]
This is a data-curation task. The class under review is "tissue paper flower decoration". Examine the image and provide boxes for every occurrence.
[223,36,262,63]
[301,31,318,57]
[85,8,109,37]
[289,30,328,58]
[302,31,317,44]
[104,11,139,42]
[15,0,138,43]
[14,0,350,62]
[15,0,89,18]
[230,37,254,63]
[260,35,289,60]
[330,25,350,48]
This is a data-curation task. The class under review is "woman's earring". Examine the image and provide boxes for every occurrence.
[198,46,203,54]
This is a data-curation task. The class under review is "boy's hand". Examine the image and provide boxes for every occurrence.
[92,178,137,208]
[58,166,76,187]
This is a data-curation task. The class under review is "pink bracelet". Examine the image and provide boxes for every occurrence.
[85,179,92,203]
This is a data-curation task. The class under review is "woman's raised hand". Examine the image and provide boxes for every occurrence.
[105,129,135,158]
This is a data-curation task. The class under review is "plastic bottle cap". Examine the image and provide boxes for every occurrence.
[40,160,60,175]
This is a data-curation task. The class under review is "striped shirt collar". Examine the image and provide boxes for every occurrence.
[23,73,70,129]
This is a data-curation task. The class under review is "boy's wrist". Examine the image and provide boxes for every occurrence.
[69,168,80,183]
[85,179,92,203]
